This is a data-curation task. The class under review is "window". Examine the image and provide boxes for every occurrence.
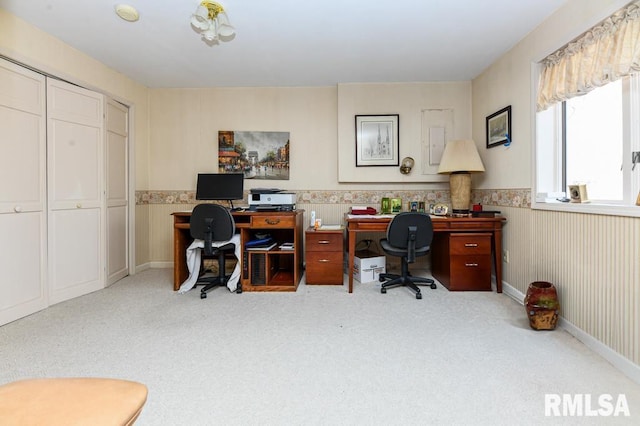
[535,74,640,214]
[533,1,640,216]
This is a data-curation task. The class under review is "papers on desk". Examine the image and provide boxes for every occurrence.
[346,214,395,219]
[319,224,343,230]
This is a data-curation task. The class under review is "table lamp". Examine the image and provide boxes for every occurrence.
[437,139,485,215]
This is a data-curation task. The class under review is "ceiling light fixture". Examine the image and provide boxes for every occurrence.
[191,1,235,44]
[115,4,139,22]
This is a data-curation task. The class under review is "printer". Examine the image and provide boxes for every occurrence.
[248,189,296,211]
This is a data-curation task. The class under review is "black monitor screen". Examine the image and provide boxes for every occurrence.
[196,173,244,201]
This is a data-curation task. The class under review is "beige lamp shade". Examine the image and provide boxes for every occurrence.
[437,140,485,214]
[437,139,485,174]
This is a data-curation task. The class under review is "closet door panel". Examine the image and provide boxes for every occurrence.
[0,213,46,324]
[0,59,47,325]
[48,120,102,208]
[47,78,104,305]
[106,99,129,285]
[0,110,42,211]
[49,209,101,298]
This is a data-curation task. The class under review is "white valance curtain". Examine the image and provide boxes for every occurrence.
[537,1,640,111]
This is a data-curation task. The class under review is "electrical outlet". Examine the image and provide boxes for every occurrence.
[503,250,510,263]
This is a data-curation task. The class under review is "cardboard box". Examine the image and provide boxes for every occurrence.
[353,250,386,283]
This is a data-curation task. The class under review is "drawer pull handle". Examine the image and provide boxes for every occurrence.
[265,218,280,225]
[319,259,330,263]
[318,240,331,244]
[465,263,479,267]
[464,243,478,247]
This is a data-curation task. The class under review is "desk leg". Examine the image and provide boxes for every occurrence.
[348,228,356,293]
[493,228,503,293]
[173,227,189,291]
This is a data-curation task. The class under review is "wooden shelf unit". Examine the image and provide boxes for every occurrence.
[172,209,304,292]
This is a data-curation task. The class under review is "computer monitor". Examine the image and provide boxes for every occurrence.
[196,173,244,209]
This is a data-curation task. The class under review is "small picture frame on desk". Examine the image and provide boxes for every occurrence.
[433,203,448,216]
[391,198,402,213]
[409,201,418,212]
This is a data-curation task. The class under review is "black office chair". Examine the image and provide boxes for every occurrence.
[190,203,237,299]
[378,212,437,299]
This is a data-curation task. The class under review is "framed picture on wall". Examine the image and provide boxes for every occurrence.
[486,105,511,148]
[355,114,399,166]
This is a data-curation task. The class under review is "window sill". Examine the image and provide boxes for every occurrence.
[532,199,640,218]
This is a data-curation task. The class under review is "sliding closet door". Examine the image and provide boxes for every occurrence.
[0,59,47,325]
[47,78,105,305]
[105,99,129,285]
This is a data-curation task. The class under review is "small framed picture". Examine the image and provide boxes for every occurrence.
[355,114,399,167]
[568,184,590,203]
[433,203,448,216]
[409,201,418,212]
[381,197,391,214]
[391,198,402,213]
[418,201,426,213]
[486,105,511,148]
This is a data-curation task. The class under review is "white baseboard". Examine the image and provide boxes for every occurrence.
[135,263,151,273]
[500,280,640,385]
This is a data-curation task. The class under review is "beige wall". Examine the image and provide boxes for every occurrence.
[337,82,470,185]
[149,87,337,191]
[473,0,640,371]
[149,82,471,192]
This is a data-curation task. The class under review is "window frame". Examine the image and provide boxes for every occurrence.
[531,63,640,218]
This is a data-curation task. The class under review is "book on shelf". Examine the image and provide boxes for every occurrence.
[278,242,294,250]
[245,242,277,251]
[245,237,274,248]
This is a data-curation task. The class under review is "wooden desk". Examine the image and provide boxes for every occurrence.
[346,215,506,293]
[172,210,304,292]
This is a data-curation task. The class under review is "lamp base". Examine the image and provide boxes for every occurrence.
[449,172,472,214]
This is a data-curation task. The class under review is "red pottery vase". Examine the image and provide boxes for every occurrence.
[524,281,559,330]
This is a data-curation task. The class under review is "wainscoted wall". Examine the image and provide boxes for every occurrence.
[530,210,640,368]
[135,187,640,373]
[135,187,529,267]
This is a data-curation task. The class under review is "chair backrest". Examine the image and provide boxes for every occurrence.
[386,212,433,250]
[190,204,236,244]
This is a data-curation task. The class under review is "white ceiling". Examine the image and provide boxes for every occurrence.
[0,0,568,88]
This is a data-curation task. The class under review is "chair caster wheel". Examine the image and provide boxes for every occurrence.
[381,287,387,294]
[200,292,207,299]
[379,276,385,282]
[416,292,422,299]
[236,287,242,294]
[431,283,437,289]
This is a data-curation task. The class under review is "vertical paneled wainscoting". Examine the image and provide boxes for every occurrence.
[530,210,640,367]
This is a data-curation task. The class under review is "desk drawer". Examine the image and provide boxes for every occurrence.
[449,233,491,255]
[306,232,343,252]
[250,215,295,228]
[306,251,344,284]
[449,254,491,291]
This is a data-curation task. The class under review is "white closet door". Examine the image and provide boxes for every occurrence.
[0,59,47,325]
[105,99,129,285]
[47,78,105,305]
